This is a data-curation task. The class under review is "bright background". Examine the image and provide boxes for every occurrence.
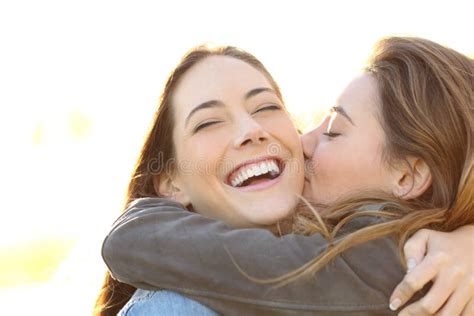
[0,0,472,314]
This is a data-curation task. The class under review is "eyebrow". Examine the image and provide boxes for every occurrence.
[245,87,278,100]
[185,100,225,127]
[331,106,355,125]
[185,87,278,127]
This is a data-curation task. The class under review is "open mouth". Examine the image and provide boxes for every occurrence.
[227,157,284,188]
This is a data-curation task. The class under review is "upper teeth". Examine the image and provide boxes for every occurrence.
[230,160,281,187]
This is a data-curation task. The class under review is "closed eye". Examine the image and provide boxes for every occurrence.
[323,131,341,138]
[253,104,282,114]
[193,120,222,133]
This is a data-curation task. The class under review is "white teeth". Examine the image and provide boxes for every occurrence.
[229,159,282,187]
[252,165,262,176]
[246,169,253,178]
[266,162,272,171]
[269,161,280,174]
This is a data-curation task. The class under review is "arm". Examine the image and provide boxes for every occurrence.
[103,198,403,315]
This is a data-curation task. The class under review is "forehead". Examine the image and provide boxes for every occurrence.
[172,56,273,114]
[337,73,379,116]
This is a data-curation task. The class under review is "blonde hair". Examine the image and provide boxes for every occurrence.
[264,37,473,285]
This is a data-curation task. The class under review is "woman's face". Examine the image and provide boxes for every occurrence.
[302,74,395,205]
[169,56,304,227]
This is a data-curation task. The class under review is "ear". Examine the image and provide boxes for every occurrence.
[392,157,432,200]
[152,174,191,206]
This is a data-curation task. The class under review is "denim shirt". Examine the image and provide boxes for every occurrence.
[119,289,218,316]
[103,198,408,315]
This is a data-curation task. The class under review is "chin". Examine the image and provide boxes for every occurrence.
[233,209,280,227]
[255,200,297,224]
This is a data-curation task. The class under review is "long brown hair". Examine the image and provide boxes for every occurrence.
[93,45,283,315]
[266,37,473,285]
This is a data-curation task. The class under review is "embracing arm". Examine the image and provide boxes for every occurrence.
[103,198,404,315]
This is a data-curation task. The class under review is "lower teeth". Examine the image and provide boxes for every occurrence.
[238,172,280,187]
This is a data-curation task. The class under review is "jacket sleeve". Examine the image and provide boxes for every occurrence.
[102,197,404,315]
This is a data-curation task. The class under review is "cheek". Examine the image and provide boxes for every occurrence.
[313,137,387,191]
[174,133,230,188]
[311,137,364,186]
[260,115,302,154]
[312,142,351,181]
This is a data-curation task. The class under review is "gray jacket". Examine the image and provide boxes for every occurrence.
[102,198,412,315]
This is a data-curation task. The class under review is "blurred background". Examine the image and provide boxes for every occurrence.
[0,0,472,314]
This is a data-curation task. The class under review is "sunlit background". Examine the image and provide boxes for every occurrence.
[0,0,472,314]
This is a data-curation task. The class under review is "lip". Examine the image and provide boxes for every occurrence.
[225,155,286,191]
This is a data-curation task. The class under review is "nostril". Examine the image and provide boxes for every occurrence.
[240,136,266,147]
[241,139,252,146]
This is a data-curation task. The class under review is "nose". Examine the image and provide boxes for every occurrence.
[233,117,270,148]
[301,127,320,159]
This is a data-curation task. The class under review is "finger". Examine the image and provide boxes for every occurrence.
[403,229,431,271]
[390,253,442,310]
[437,280,473,316]
[461,298,474,316]
[398,304,432,316]
[400,268,464,316]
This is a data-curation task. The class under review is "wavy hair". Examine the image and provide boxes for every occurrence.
[266,37,473,285]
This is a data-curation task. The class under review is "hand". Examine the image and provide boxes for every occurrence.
[389,225,474,315]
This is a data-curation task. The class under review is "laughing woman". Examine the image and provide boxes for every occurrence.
[98,37,473,315]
